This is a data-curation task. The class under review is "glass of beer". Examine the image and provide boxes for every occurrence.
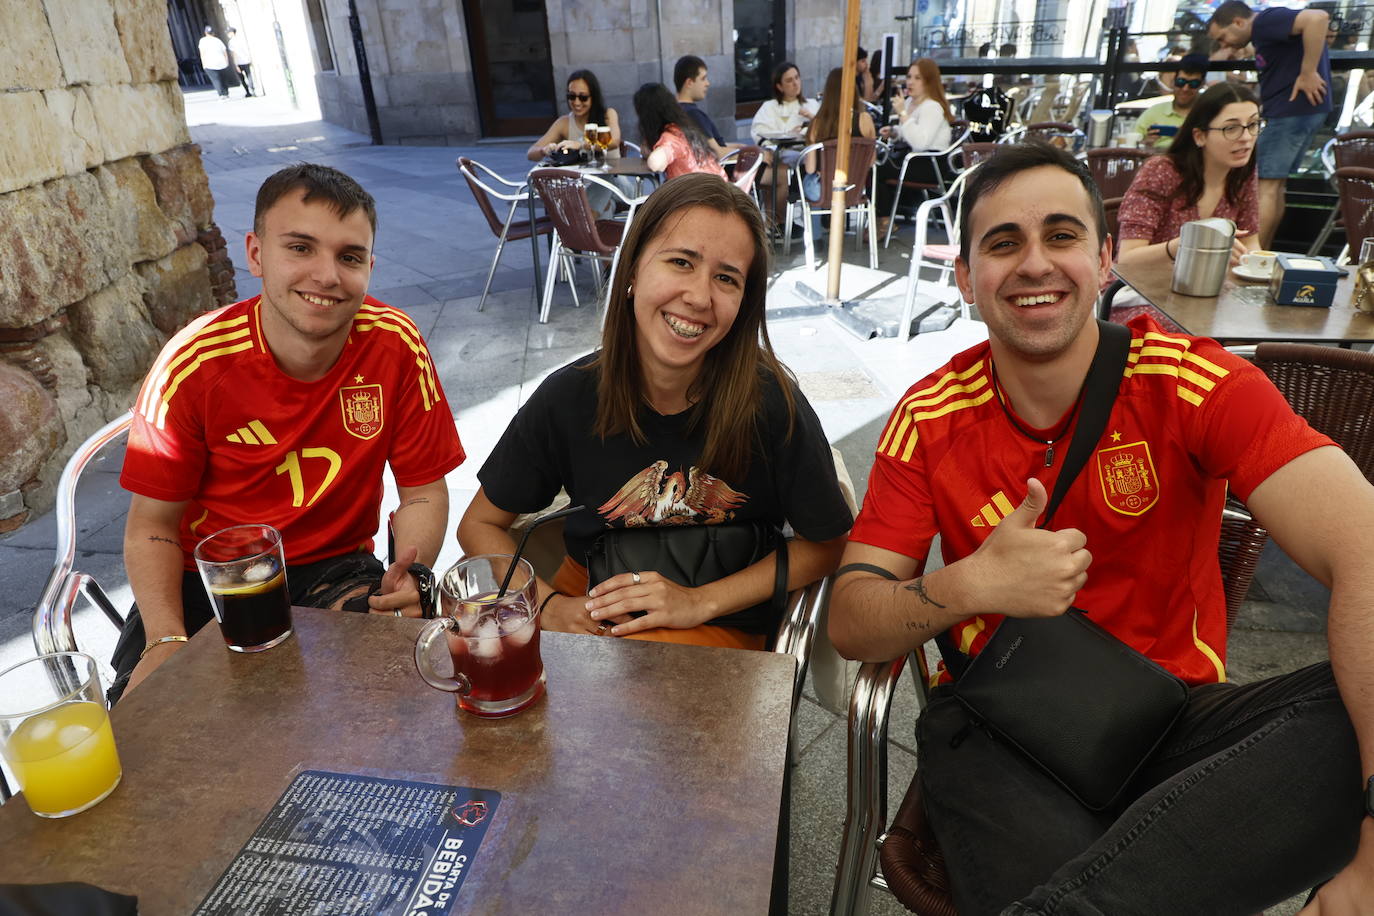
[194,524,293,652]
[583,122,599,165]
[414,555,545,718]
[0,652,122,818]
[597,125,614,169]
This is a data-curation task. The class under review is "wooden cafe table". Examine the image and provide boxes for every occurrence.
[0,608,794,914]
[1113,261,1374,344]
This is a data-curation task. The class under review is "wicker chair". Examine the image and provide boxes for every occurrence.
[832,344,1374,914]
[786,137,880,271]
[527,168,645,323]
[1086,147,1152,199]
[1333,166,1374,265]
[1309,130,1374,258]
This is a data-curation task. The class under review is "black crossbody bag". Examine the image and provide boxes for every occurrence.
[585,520,788,635]
[948,320,1190,811]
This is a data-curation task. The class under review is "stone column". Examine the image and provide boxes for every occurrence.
[0,0,231,529]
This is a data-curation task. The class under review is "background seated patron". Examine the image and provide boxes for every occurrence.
[634,83,727,180]
[528,69,621,162]
[1117,82,1261,268]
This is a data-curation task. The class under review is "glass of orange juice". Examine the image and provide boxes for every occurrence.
[0,651,122,817]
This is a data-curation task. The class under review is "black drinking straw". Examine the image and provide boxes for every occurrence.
[496,504,585,598]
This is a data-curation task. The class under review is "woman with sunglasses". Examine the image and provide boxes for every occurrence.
[1117,82,1262,268]
[528,69,621,161]
[458,175,850,649]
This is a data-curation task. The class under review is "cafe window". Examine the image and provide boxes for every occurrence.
[306,0,336,73]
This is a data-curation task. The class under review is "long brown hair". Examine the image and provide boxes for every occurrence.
[808,67,865,142]
[912,58,954,124]
[1164,81,1259,210]
[592,174,796,480]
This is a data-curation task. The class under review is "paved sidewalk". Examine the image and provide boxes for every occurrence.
[0,89,1325,915]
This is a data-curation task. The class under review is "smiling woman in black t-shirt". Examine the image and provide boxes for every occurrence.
[458,174,851,649]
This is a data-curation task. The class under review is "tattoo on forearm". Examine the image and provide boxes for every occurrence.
[398,497,431,511]
[147,535,179,547]
[902,577,946,608]
[904,618,932,632]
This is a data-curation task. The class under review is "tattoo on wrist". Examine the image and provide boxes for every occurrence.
[147,535,179,547]
[902,577,946,608]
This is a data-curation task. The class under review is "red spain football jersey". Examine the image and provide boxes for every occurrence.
[850,316,1332,685]
[121,295,465,567]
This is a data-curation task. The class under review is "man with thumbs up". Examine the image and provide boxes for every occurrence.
[830,141,1374,914]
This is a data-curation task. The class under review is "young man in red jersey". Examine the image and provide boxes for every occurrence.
[110,164,464,702]
[830,142,1374,913]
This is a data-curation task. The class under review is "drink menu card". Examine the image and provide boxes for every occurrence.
[194,770,500,915]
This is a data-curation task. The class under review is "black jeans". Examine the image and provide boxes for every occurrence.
[917,662,1362,915]
[236,64,255,96]
[107,552,385,705]
[205,67,228,97]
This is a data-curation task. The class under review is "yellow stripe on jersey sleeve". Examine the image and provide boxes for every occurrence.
[152,339,256,428]
[136,316,251,417]
[877,360,988,456]
[353,309,440,411]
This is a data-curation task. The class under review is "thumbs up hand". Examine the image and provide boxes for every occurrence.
[962,478,1091,619]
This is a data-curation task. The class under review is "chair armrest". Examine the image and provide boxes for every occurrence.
[775,575,831,713]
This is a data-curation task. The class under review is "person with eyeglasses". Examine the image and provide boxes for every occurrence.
[527,69,621,162]
[1117,83,1262,270]
[1136,54,1209,150]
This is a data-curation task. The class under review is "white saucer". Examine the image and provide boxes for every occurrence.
[1232,263,1274,282]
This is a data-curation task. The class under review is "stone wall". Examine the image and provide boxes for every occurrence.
[0,0,232,531]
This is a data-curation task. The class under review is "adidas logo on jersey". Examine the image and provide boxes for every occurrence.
[226,420,278,445]
[970,490,1015,528]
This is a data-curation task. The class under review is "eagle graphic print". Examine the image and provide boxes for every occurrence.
[598,460,748,526]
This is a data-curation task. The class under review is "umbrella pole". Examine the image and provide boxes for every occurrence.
[826,0,865,301]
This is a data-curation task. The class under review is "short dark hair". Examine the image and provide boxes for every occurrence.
[253,163,377,237]
[958,140,1106,262]
[673,55,707,92]
[1177,52,1210,75]
[856,46,867,60]
[1209,1,1253,28]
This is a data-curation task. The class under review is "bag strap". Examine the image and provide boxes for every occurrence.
[935,319,1130,677]
[1042,320,1132,528]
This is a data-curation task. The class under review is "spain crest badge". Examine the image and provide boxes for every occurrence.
[339,384,384,440]
[1096,440,1158,516]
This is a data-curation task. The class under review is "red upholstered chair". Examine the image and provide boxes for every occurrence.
[527,168,646,324]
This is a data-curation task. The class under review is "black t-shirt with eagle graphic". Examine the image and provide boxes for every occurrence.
[480,354,853,621]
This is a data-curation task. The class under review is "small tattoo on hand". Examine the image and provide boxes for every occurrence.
[148,535,179,546]
[902,577,946,608]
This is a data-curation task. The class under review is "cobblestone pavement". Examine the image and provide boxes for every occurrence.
[0,89,1325,915]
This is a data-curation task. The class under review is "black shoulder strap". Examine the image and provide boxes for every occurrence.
[1042,320,1132,528]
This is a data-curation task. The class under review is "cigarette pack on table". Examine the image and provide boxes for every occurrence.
[1268,254,1341,308]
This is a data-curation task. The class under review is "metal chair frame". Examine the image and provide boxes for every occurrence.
[33,412,133,659]
[897,163,980,339]
[785,138,880,273]
[719,145,766,203]
[881,125,973,248]
[456,157,553,313]
[528,168,648,324]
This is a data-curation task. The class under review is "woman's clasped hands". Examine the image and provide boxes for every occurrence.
[581,572,714,636]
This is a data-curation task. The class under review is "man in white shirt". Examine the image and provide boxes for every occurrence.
[198,26,230,99]
[227,27,255,98]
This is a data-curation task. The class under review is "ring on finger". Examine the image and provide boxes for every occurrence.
[631,571,641,585]
[394,609,402,618]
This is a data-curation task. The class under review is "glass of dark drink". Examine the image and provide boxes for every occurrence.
[413,555,544,718]
[193,524,293,653]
